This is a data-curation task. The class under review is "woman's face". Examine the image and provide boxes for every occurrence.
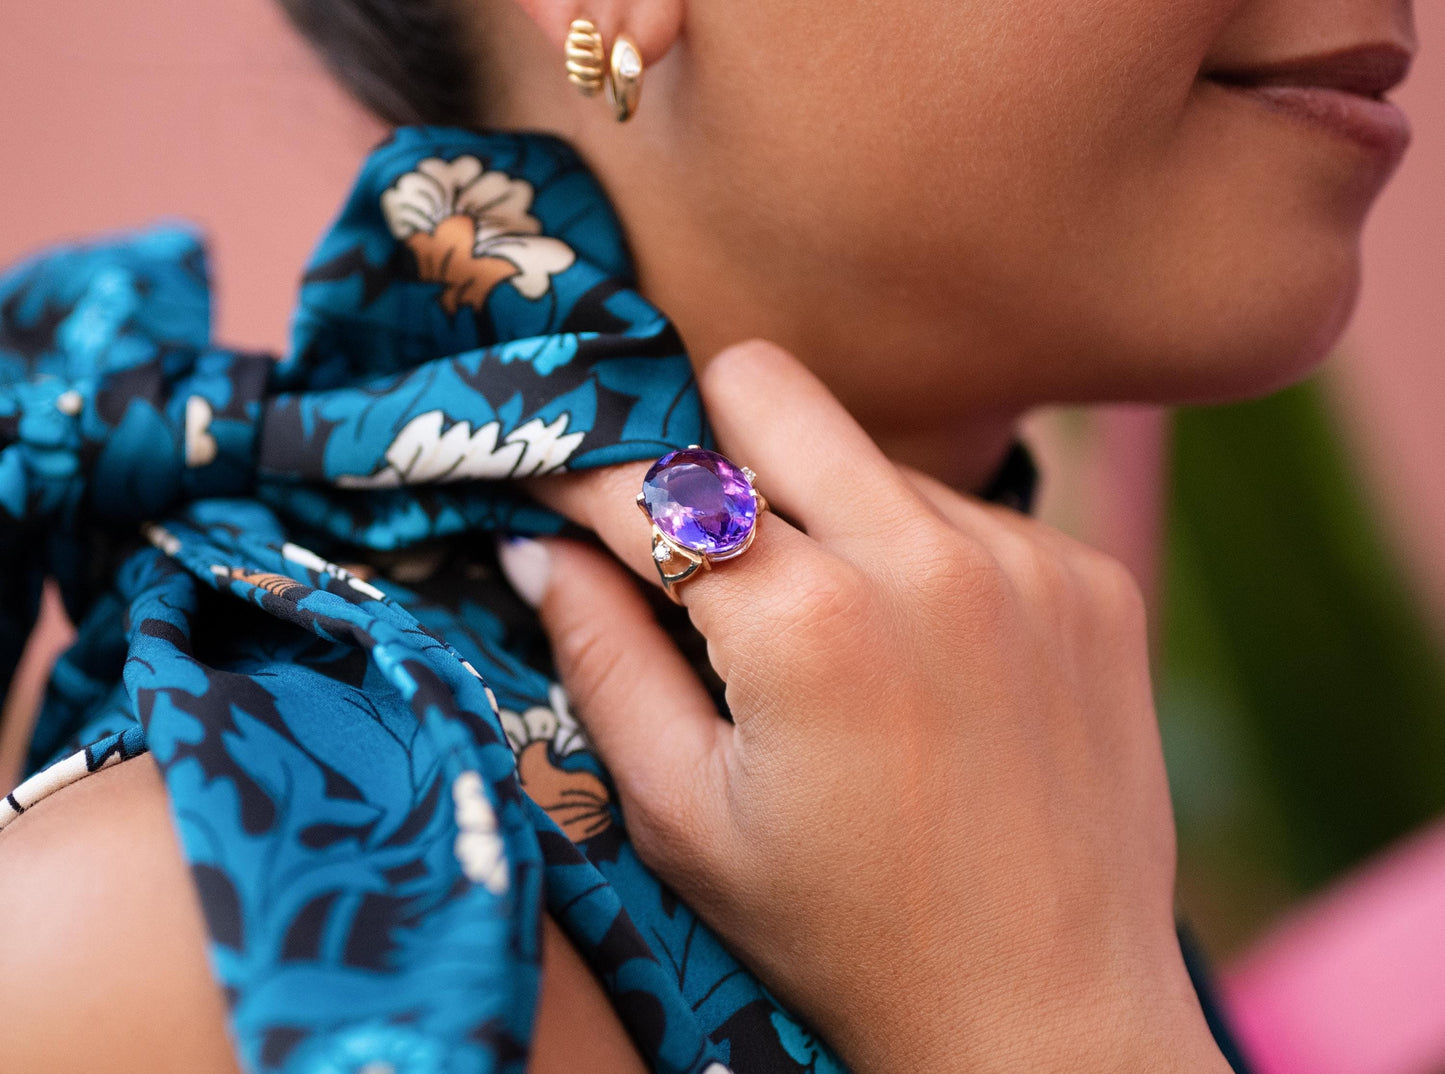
[583,0,1416,425]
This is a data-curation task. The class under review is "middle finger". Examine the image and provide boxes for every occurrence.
[526,461,839,660]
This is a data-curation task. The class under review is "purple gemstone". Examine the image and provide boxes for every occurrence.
[642,448,757,556]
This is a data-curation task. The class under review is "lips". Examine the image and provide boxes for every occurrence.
[1209,43,1412,99]
[1204,43,1414,161]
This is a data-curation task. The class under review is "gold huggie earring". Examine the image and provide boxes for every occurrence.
[565,18,605,96]
[606,33,643,122]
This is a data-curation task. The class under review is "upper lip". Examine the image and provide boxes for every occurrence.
[1207,43,1414,100]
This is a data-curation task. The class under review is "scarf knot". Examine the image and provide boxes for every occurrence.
[0,346,270,524]
[0,126,704,669]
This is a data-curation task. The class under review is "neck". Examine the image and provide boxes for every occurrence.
[478,32,1025,494]
[869,419,1022,495]
[616,192,1023,496]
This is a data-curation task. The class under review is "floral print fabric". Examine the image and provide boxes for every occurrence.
[0,127,819,1074]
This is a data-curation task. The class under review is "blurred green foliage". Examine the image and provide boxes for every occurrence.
[1160,377,1445,951]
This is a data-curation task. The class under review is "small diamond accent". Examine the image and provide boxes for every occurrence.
[617,44,642,79]
[741,467,757,484]
[653,542,674,563]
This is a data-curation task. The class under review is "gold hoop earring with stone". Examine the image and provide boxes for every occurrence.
[606,34,643,122]
[565,18,605,96]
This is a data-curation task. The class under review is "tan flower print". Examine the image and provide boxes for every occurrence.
[516,741,613,843]
[217,568,311,603]
[381,156,576,314]
[499,685,612,843]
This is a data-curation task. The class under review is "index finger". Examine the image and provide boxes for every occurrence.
[523,460,662,584]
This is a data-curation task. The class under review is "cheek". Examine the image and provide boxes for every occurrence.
[694,0,1242,247]
[688,0,1358,407]
[1044,68,1394,404]
[688,0,1250,314]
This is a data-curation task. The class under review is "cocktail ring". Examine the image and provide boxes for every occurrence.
[636,446,769,603]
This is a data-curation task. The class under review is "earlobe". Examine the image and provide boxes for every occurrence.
[506,0,683,68]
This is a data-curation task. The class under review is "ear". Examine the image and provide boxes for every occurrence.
[508,0,684,67]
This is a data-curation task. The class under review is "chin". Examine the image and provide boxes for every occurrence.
[1107,231,1366,407]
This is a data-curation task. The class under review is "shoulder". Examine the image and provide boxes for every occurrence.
[0,754,242,1073]
[0,754,647,1074]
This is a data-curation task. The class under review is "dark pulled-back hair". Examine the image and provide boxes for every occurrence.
[277,0,478,126]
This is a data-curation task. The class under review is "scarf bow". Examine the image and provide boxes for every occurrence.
[0,127,704,694]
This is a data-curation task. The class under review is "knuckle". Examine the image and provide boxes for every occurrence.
[704,338,787,389]
[777,558,871,642]
[700,339,801,416]
[994,534,1069,606]
[902,524,999,598]
[1083,553,1147,625]
[1041,541,1149,635]
[982,527,1145,626]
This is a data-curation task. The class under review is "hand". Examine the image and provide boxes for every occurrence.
[505,341,1231,1074]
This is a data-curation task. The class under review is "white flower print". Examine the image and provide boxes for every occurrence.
[143,523,182,556]
[337,409,585,488]
[280,541,388,601]
[381,155,576,313]
[499,683,588,758]
[452,770,509,894]
[183,395,217,468]
[501,685,612,843]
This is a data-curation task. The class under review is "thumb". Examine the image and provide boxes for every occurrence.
[498,536,728,874]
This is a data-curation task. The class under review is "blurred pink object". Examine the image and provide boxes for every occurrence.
[1224,819,1445,1074]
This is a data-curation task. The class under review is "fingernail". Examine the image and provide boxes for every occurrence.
[497,536,551,609]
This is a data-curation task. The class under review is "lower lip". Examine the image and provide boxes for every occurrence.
[1213,82,1412,163]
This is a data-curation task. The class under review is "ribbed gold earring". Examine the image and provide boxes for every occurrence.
[606,33,644,122]
[565,18,605,97]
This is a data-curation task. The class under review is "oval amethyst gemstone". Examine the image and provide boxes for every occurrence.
[642,448,757,555]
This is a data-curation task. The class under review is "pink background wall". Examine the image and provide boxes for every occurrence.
[1340,0,1445,630]
[0,2,382,352]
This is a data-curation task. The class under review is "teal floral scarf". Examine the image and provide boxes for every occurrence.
[0,125,838,1074]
